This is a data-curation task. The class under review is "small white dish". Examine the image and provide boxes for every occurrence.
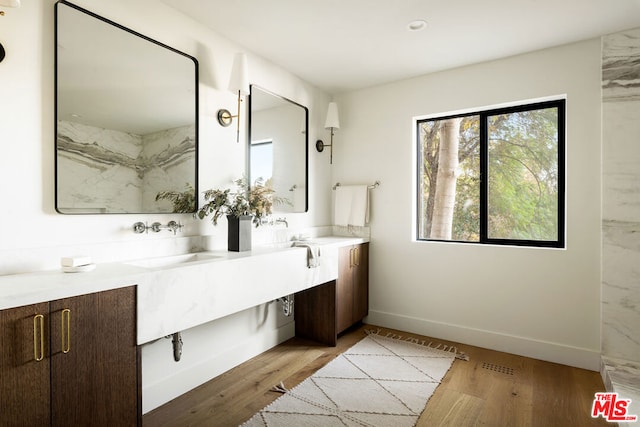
[62,263,96,273]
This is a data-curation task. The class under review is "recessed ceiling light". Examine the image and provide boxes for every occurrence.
[407,19,427,31]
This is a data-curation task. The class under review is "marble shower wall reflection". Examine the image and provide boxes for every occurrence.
[602,27,640,363]
[56,120,195,213]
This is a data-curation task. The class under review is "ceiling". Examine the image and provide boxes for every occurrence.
[162,0,640,94]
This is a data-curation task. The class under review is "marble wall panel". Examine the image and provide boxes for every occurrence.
[603,28,640,102]
[57,120,142,212]
[602,28,640,363]
[141,125,196,212]
[57,120,195,213]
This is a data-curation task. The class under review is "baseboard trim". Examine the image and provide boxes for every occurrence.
[366,310,601,371]
[142,322,295,414]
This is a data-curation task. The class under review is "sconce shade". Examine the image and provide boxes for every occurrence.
[228,52,249,96]
[324,102,340,129]
[0,0,20,7]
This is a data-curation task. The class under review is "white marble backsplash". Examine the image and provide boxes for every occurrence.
[601,27,640,403]
[0,225,339,277]
[0,236,203,276]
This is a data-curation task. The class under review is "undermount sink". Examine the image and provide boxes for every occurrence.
[126,253,220,269]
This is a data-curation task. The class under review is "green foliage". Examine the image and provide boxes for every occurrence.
[155,183,196,213]
[487,108,558,240]
[419,106,559,242]
[196,177,288,228]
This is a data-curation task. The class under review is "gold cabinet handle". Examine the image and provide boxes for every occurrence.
[354,247,360,267]
[349,248,354,268]
[33,314,45,362]
[61,308,71,354]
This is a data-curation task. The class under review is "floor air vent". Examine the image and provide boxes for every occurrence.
[482,362,515,375]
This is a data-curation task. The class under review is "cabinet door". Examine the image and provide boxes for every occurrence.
[336,246,354,333]
[294,281,337,346]
[352,243,369,324]
[0,303,50,427]
[50,287,138,427]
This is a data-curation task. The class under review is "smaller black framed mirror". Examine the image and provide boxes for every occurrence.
[248,85,308,213]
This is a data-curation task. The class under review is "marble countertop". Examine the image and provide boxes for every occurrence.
[0,236,367,311]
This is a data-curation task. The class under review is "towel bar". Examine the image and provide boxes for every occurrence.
[333,181,380,190]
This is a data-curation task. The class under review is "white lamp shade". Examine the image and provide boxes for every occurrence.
[324,102,340,129]
[0,0,20,6]
[228,52,249,96]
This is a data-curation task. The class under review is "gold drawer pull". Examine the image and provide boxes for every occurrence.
[354,247,360,266]
[33,314,45,362]
[61,309,71,354]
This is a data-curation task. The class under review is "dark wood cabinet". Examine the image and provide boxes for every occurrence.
[337,243,369,333]
[0,287,139,427]
[295,243,369,346]
[0,302,51,426]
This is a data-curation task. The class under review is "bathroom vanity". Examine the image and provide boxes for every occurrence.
[295,243,369,346]
[0,236,367,424]
[0,286,138,426]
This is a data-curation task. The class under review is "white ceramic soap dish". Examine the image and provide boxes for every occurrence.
[62,263,96,273]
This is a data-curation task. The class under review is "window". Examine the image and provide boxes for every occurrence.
[250,139,273,184]
[416,99,565,248]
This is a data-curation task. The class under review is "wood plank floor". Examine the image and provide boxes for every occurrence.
[143,324,609,427]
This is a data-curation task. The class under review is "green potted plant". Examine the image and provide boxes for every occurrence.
[155,183,196,213]
[196,177,286,251]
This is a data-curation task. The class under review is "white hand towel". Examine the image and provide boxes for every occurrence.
[334,186,352,226]
[349,185,369,226]
[334,185,369,227]
[293,242,321,268]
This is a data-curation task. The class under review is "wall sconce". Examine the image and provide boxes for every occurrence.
[0,0,20,63]
[0,0,20,10]
[217,52,249,143]
[316,102,340,164]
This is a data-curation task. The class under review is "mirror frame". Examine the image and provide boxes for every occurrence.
[54,0,199,215]
[248,85,309,213]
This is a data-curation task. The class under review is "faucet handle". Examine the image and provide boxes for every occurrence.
[167,220,183,235]
[133,222,147,234]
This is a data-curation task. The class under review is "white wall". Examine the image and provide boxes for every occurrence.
[334,39,603,370]
[0,0,333,413]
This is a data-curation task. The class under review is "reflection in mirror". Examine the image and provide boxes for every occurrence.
[55,1,198,214]
[249,85,308,213]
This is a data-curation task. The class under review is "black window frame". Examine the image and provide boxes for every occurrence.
[416,99,566,248]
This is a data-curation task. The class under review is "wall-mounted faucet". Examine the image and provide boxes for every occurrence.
[274,217,288,228]
[133,221,184,235]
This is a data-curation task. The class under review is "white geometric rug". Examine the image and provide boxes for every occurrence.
[240,331,467,427]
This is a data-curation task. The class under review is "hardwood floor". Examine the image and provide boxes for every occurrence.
[143,324,609,427]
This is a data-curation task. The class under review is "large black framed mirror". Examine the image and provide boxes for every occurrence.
[55,1,198,214]
[248,85,308,213]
